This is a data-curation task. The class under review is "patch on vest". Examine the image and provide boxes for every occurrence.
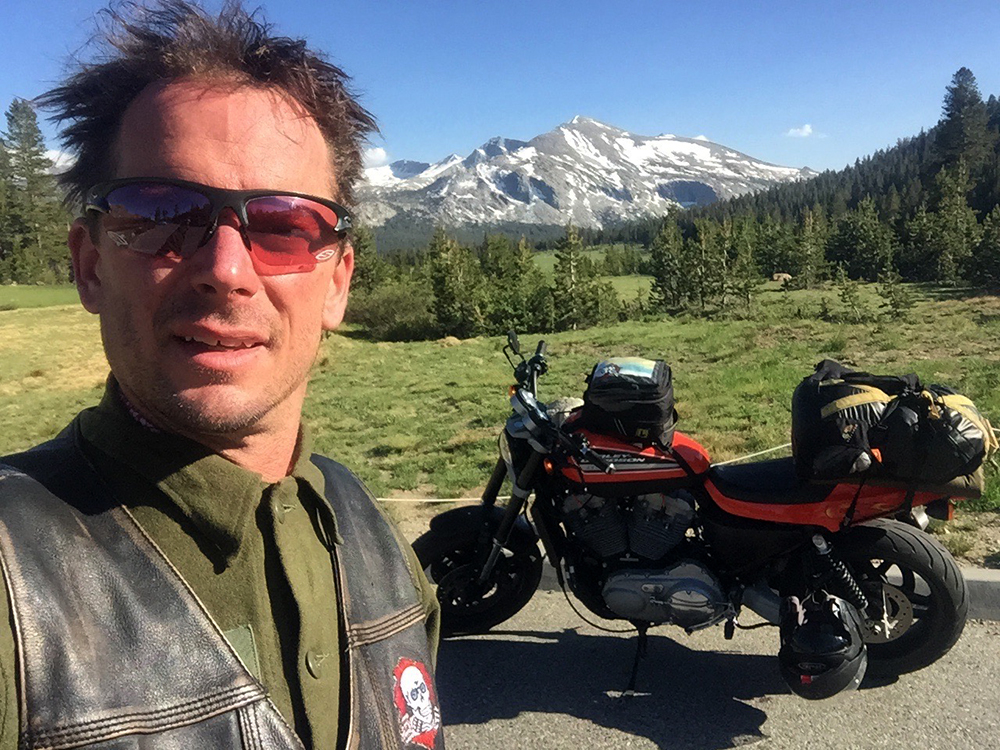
[393,658,441,749]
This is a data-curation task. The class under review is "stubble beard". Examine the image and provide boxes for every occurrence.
[101,297,312,441]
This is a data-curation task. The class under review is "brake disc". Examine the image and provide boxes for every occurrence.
[861,583,914,643]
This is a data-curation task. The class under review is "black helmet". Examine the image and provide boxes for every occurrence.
[778,591,868,700]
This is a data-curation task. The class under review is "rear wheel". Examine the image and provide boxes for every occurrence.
[838,518,968,677]
[413,516,543,637]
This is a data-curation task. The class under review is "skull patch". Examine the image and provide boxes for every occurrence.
[392,658,441,748]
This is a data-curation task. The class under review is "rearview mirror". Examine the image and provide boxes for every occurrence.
[507,330,521,356]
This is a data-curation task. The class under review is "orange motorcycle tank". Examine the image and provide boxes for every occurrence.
[556,428,711,496]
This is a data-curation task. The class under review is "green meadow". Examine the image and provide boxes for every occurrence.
[0,284,79,310]
[2,283,999,513]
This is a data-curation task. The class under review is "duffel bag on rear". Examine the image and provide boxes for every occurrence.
[581,357,676,446]
[792,359,997,489]
[875,385,998,485]
[791,360,900,480]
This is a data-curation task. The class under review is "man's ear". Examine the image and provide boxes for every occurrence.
[69,218,102,314]
[321,241,354,330]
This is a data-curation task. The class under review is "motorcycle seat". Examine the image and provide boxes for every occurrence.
[708,457,836,505]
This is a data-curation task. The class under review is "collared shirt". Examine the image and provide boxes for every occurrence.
[0,383,439,749]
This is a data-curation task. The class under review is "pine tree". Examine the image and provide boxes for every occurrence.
[755,215,798,277]
[931,161,981,283]
[723,218,761,311]
[427,227,486,338]
[481,234,551,333]
[967,205,1000,287]
[688,219,726,311]
[349,224,389,294]
[835,266,869,323]
[877,267,914,317]
[826,196,894,281]
[898,204,936,281]
[551,222,586,330]
[935,68,997,171]
[648,218,686,309]
[3,99,67,283]
[795,207,829,287]
[478,234,514,279]
[0,144,12,282]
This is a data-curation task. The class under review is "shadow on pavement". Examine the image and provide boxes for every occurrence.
[436,627,787,750]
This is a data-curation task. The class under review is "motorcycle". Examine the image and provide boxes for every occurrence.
[413,333,969,691]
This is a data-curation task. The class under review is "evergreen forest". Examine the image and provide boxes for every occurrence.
[3,69,1000,342]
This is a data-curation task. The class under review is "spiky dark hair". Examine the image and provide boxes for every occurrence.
[38,0,377,207]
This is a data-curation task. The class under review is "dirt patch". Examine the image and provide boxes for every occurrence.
[935,510,1000,569]
[384,498,478,543]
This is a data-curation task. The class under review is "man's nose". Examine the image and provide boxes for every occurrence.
[187,208,261,297]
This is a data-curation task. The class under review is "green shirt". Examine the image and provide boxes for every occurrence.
[0,384,439,749]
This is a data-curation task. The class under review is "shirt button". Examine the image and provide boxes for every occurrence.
[306,649,326,679]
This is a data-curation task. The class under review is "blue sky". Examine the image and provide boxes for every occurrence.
[2,0,999,173]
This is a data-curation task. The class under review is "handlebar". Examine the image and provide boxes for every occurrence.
[506,336,614,475]
[581,444,616,474]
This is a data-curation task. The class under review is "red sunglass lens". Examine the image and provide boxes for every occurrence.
[245,196,342,267]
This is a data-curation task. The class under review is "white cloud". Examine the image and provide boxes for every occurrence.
[785,124,814,138]
[45,149,75,173]
[363,146,389,168]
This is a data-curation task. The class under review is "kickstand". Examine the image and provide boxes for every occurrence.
[622,623,649,698]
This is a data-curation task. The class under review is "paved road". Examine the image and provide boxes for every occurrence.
[435,590,1000,750]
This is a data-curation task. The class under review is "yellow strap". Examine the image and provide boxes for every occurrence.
[819,385,891,419]
[938,394,1000,455]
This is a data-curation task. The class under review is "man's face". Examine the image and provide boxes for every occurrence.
[70,80,353,438]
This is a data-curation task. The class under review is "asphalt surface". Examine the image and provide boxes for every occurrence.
[435,590,1000,750]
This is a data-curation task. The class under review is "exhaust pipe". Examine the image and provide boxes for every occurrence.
[742,583,783,624]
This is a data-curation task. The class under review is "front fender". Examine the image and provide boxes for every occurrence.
[424,504,539,550]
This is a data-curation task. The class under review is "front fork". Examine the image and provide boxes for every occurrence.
[476,452,543,585]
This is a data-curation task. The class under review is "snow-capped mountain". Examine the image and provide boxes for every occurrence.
[357,116,814,230]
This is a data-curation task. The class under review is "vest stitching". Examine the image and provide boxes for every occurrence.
[346,603,423,642]
[249,702,263,750]
[27,685,263,745]
[347,603,426,648]
[238,704,257,750]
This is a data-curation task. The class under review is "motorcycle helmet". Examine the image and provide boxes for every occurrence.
[778,591,868,700]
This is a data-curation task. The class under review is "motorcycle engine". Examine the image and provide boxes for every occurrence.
[560,491,729,629]
[561,491,694,561]
[602,561,730,629]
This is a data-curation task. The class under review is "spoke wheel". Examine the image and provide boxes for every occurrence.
[838,518,968,677]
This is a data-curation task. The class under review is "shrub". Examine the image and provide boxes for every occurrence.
[346,280,438,341]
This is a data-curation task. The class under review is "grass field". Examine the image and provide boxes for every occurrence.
[0,284,79,310]
[2,283,999,514]
[532,248,608,276]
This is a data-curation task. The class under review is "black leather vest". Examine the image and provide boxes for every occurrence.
[0,429,443,750]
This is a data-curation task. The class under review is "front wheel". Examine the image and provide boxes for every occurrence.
[413,508,543,637]
[838,518,968,677]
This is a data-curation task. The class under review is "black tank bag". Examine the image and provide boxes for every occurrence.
[581,357,676,446]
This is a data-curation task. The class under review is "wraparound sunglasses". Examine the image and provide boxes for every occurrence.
[84,178,352,275]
